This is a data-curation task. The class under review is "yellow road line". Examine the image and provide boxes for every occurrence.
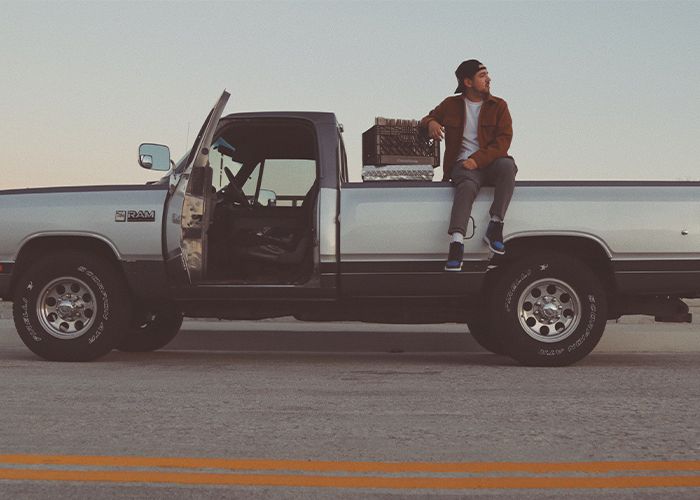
[0,468,699,489]
[1,454,699,474]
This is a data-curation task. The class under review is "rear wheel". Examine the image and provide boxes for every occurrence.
[118,304,183,352]
[489,252,607,366]
[13,252,131,361]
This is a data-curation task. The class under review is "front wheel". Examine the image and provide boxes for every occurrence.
[12,252,131,361]
[118,304,183,352]
[489,253,608,366]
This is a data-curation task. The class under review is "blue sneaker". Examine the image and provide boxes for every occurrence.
[444,242,464,271]
[483,221,506,255]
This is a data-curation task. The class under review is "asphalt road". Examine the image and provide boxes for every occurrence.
[0,314,699,498]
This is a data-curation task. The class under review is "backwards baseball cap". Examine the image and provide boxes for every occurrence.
[454,59,487,93]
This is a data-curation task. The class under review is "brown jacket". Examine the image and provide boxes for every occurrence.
[421,94,513,180]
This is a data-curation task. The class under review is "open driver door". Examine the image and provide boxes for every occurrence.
[164,90,230,285]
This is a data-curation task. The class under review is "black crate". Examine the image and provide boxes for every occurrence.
[362,123,440,166]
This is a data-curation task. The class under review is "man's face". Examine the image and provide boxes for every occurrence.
[465,69,491,94]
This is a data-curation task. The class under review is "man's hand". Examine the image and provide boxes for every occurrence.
[462,158,478,170]
[427,121,445,141]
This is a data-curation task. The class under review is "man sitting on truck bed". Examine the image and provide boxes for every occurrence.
[421,59,517,270]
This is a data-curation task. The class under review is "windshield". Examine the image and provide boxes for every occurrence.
[209,143,247,193]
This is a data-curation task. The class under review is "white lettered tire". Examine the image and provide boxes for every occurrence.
[489,252,607,366]
[12,252,131,361]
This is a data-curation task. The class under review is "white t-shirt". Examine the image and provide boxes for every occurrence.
[456,98,482,162]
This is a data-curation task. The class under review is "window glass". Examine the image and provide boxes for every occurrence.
[209,148,245,192]
[259,159,316,207]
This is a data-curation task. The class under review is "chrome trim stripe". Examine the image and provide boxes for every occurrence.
[0,184,168,196]
[613,260,700,271]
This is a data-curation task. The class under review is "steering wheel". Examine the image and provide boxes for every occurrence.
[222,167,250,207]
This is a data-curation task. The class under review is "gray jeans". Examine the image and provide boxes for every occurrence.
[448,156,517,235]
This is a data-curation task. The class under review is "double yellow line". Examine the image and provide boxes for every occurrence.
[1,454,699,490]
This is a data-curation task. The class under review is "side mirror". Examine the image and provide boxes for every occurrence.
[139,143,171,171]
[258,189,277,207]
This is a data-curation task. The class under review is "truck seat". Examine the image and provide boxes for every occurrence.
[244,181,318,265]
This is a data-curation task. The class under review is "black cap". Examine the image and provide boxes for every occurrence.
[454,59,486,93]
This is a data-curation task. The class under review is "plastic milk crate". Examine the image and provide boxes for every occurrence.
[362,117,440,167]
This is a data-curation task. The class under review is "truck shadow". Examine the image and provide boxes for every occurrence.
[101,350,698,369]
[164,329,482,354]
[105,349,513,367]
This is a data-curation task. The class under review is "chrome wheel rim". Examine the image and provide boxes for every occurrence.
[517,278,581,343]
[37,277,97,339]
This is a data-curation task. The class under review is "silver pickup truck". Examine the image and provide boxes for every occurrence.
[1,91,698,366]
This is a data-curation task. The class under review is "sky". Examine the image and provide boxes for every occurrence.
[1,0,698,189]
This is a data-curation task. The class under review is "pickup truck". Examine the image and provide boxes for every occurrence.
[1,91,698,366]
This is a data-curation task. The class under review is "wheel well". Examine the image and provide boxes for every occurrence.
[493,235,616,296]
[10,236,122,298]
